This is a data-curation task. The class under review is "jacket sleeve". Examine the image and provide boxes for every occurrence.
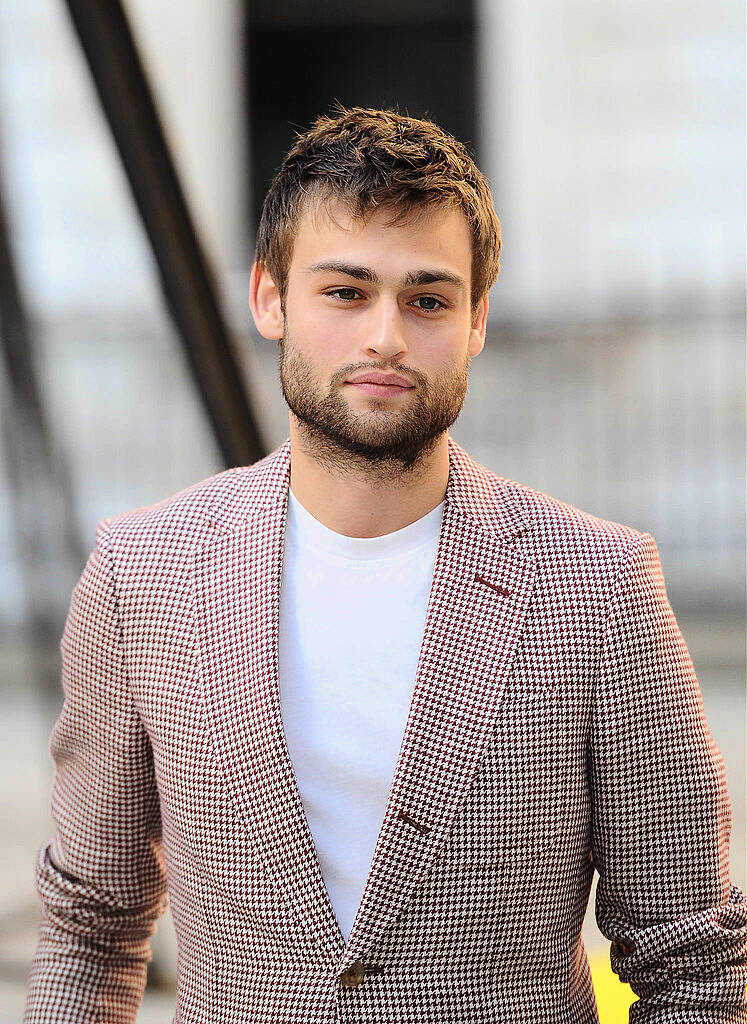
[589,532,747,1023]
[24,520,169,1024]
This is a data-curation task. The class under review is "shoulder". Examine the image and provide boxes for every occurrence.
[453,441,652,593]
[477,465,661,615]
[507,474,654,585]
[451,437,647,553]
[505,474,646,548]
[95,441,291,566]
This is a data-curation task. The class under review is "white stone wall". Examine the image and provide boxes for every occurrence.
[478,0,745,321]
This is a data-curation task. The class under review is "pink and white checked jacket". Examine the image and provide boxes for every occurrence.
[24,436,747,1023]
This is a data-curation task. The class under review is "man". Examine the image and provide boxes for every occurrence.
[25,107,746,1023]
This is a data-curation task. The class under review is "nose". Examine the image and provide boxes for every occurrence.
[364,296,407,360]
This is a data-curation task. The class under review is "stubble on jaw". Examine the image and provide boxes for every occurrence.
[277,333,471,486]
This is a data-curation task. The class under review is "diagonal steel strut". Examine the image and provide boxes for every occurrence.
[64,0,267,468]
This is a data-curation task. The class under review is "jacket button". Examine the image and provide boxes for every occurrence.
[340,959,366,988]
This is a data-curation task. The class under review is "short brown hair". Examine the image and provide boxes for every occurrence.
[254,106,501,319]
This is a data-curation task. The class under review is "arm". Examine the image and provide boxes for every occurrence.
[24,520,168,1024]
[589,532,747,1023]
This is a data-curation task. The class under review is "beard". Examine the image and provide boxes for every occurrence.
[278,326,471,477]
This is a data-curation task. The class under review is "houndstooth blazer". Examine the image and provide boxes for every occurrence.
[24,436,747,1023]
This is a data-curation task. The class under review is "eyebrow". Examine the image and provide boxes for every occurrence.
[305,261,467,291]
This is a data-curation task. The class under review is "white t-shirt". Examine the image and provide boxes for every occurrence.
[278,486,444,940]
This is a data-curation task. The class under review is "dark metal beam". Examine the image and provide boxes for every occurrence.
[64,0,267,468]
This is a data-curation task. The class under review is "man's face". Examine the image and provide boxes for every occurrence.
[266,199,487,470]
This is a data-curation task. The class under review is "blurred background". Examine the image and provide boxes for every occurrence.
[0,0,744,1020]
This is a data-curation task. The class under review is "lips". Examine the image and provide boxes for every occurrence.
[347,372,413,387]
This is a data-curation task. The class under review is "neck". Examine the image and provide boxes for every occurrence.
[287,417,450,538]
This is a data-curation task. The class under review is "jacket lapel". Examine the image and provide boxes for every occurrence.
[192,437,536,968]
[338,447,535,971]
[192,441,346,960]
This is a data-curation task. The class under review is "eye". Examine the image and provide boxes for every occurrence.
[412,296,446,312]
[325,287,361,301]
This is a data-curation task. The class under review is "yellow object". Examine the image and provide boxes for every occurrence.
[590,951,637,1023]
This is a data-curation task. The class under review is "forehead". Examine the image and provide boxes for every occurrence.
[289,195,473,279]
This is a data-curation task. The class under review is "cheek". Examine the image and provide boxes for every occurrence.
[409,327,470,372]
[308,312,378,368]
[286,303,342,348]
[287,309,349,363]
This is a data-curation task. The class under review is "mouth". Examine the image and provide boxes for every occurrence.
[346,381,413,397]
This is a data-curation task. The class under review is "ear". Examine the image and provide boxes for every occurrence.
[249,261,284,340]
[468,294,489,357]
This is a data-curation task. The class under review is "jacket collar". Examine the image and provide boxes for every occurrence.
[207,434,532,546]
